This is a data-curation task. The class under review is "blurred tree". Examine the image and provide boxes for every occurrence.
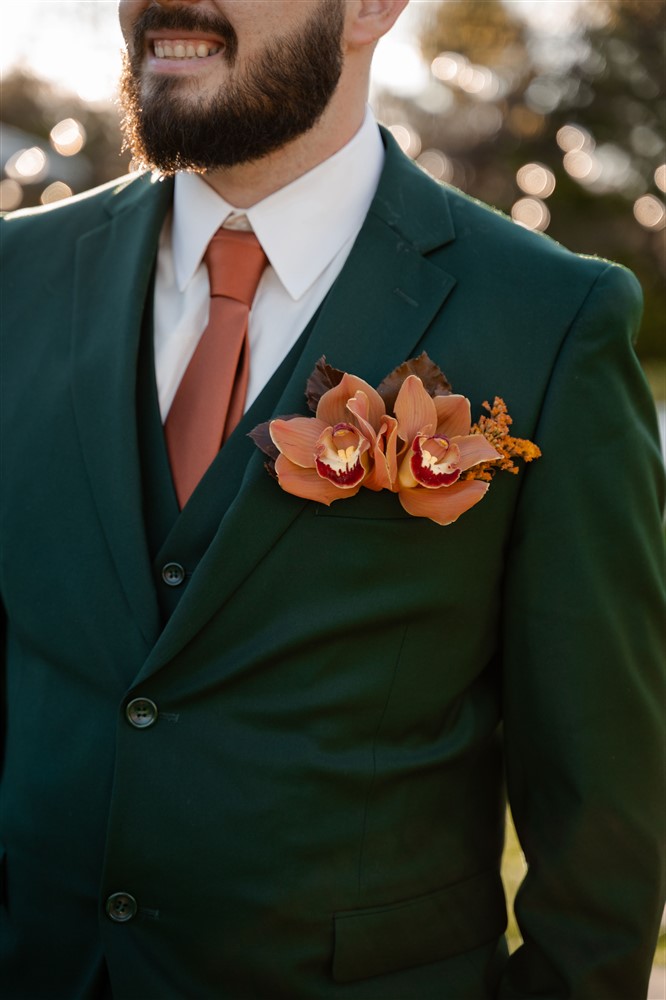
[1,70,130,209]
[421,0,529,69]
[379,0,665,360]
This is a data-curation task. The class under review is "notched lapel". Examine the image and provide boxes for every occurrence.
[286,211,457,394]
[138,146,459,679]
[71,175,172,648]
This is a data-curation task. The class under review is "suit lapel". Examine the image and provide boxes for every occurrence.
[71,174,173,648]
[137,136,458,680]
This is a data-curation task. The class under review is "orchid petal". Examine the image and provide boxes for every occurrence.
[269,417,327,468]
[346,392,376,445]
[346,385,387,436]
[316,373,378,428]
[394,375,437,443]
[455,434,501,472]
[433,394,471,438]
[398,479,489,525]
[275,455,360,505]
[365,416,399,491]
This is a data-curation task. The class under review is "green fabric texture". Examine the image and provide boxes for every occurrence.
[1,131,664,999]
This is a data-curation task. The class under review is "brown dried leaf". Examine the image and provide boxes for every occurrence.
[376,352,452,413]
[305,356,345,413]
[247,421,278,460]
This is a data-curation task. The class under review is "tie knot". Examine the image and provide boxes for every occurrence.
[205,228,268,306]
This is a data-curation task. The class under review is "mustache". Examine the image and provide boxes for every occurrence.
[130,4,238,62]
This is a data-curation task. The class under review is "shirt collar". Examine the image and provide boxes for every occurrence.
[171,107,384,301]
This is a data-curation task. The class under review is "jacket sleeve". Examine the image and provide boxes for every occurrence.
[497,263,666,999]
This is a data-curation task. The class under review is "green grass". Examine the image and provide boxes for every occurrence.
[642,358,666,402]
[655,933,666,967]
[501,809,525,953]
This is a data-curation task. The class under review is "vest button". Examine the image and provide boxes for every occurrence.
[162,562,185,586]
[126,697,158,729]
[105,892,138,922]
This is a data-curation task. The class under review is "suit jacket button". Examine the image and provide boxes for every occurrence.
[162,562,185,586]
[126,697,158,729]
[105,892,137,922]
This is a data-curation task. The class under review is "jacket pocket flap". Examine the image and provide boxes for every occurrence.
[332,868,506,984]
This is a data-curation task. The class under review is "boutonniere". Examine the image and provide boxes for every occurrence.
[250,354,541,526]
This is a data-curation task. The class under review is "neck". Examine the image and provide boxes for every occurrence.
[201,81,368,208]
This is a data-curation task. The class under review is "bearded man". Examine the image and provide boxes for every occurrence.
[1,1,664,998]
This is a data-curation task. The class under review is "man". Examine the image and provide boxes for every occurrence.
[1,1,664,997]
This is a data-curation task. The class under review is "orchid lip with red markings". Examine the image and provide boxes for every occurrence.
[410,435,462,488]
[314,424,369,488]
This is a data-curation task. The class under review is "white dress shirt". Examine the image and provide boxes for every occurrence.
[153,108,385,421]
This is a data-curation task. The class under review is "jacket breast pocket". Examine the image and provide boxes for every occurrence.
[332,869,506,984]
[314,489,412,520]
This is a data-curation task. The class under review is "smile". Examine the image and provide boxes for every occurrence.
[152,39,222,60]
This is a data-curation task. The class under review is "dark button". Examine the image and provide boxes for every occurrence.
[162,562,185,587]
[106,892,137,923]
[126,697,158,729]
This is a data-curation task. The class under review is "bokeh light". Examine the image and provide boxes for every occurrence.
[431,52,465,84]
[50,118,86,157]
[431,52,502,101]
[516,163,556,198]
[388,123,421,159]
[511,197,551,232]
[563,149,601,183]
[633,195,666,231]
[556,125,592,153]
[654,165,666,194]
[0,179,23,212]
[417,149,454,184]
[5,146,49,183]
[41,181,74,204]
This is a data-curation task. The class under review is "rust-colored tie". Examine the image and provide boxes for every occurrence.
[165,228,268,508]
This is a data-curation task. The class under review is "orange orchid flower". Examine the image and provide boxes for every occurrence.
[391,375,501,524]
[268,371,501,525]
[269,373,390,505]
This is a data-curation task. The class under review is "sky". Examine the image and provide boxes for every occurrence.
[0,0,586,105]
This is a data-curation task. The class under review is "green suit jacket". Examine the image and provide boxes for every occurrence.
[1,133,664,999]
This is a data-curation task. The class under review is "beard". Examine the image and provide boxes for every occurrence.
[119,1,346,173]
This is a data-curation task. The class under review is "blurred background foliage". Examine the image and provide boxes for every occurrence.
[376,0,665,363]
[1,0,664,367]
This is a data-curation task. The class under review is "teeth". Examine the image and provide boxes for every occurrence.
[152,39,221,60]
